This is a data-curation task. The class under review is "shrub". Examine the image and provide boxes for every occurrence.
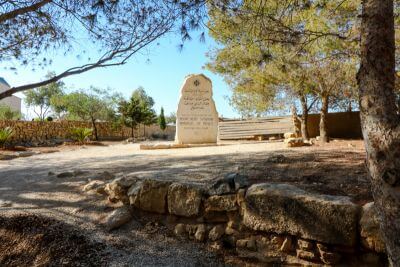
[46,116,53,121]
[0,105,21,120]
[70,127,93,143]
[0,127,13,148]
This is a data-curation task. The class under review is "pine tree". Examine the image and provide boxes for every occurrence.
[159,107,167,131]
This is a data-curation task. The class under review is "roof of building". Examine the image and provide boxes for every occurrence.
[0,77,10,87]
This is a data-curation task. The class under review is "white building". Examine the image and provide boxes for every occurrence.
[0,77,21,113]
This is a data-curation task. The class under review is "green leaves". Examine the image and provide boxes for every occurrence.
[117,87,156,135]
[158,107,166,131]
[0,127,13,148]
[69,127,93,143]
[206,0,360,117]
[0,105,21,120]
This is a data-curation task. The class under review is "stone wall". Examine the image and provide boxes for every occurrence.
[0,120,175,143]
[299,111,362,139]
[98,173,386,266]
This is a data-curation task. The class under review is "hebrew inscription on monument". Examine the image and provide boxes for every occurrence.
[175,74,219,144]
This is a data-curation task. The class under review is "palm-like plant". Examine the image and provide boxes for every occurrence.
[70,127,93,144]
[0,127,13,148]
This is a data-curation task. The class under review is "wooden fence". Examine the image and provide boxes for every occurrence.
[218,116,294,140]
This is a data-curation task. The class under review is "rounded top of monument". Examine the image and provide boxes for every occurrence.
[183,73,212,84]
[180,74,213,97]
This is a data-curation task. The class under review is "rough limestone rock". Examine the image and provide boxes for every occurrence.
[83,180,106,194]
[242,183,360,246]
[204,194,237,212]
[207,173,249,195]
[167,183,202,217]
[284,132,297,139]
[138,179,171,213]
[105,175,138,204]
[194,224,207,242]
[208,225,225,241]
[174,223,186,236]
[360,202,386,253]
[104,206,132,231]
[284,138,304,147]
[127,181,143,208]
[175,74,219,144]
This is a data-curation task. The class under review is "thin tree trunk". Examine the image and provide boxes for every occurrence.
[299,95,309,140]
[347,101,352,113]
[91,118,98,141]
[319,95,329,143]
[358,0,400,265]
[131,125,134,138]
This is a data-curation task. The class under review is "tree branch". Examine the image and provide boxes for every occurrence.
[0,0,52,23]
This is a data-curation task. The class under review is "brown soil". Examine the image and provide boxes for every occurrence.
[0,139,372,266]
[240,142,371,204]
[0,215,108,267]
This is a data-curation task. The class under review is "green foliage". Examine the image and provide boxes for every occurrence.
[159,107,166,131]
[24,72,65,121]
[165,112,176,124]
[118,87,156,137]
[0,127,13,148]
[206,1,359,117]
[69,127,93,143]
[0,105,21,120]
[54,87,118,140]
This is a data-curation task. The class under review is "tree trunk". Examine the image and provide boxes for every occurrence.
[299,95,309,140]
[131,125,134,138]
[91,118,98,141]
[358,0,400,265]
[143,125,146,138]
[319,95,329,143]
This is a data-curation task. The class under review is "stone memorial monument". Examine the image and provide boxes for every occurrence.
[175,74,219,144]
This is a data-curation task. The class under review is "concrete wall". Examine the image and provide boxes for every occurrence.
[0,81,22,113]
[0,120,175,143]
[302,111,362,139]
[0,96,22,113]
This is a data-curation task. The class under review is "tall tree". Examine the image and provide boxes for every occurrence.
[207,1,400,262]
[159,107,166,131]
[118,97,142,138]
[357,0,400,264]
[58,87,116,140]
[24,71,64,121]
[206,1,358,141]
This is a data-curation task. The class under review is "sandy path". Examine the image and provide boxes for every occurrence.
[0,141,285,266]
[0,140,366,266]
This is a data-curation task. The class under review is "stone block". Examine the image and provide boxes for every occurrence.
[284,137,304,147]
[204,194,237,212]
[360,202,386,253]
[208,225,225,241]
[167,183,202,217]
[138,179,171,214]
[284,132,297,139]
[242,183,361,246]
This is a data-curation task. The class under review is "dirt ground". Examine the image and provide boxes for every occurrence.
[0,139,369,266]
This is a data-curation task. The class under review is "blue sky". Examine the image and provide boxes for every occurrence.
[2,32,239,119]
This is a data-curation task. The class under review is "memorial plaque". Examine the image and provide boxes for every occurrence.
[175,74,219,144]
